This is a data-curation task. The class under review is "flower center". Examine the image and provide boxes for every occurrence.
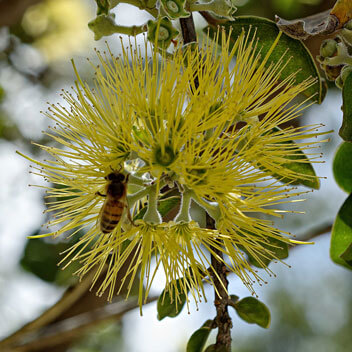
[154,145,176,166]
[166,1,179,13]
[158,26,170,41]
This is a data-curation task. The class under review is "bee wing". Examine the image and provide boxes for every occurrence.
[120,193,134,231]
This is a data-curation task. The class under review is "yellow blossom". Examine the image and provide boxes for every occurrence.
[20,29,328,311]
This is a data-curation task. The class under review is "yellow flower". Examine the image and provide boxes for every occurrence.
[20,29,327,310]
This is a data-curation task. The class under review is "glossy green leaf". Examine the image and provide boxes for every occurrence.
[232,297,271,328]
[333,142,352,193]
[339,72,352,141]
[206,16,324,103]
[20,231,75,285]
[133,195,180,220]
[230,294,239,303]
[157,278,187,320]
[330,193,352,270]
[94,0,110,15]
[243,236,289,268]
[263,127,319,189]
[340,243,352,266]
[186,320,213,352]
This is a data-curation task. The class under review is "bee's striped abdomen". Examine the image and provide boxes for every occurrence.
[100,198,125,234]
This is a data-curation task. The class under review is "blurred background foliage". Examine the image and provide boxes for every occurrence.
[0,0,351,351]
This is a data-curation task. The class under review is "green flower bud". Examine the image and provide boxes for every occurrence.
[210,0,237,19]
[335,75,343,89]
[147,17,179,49]
[154,145,177,166]
[345,19,352,30]
[95,0,110,15]
[88,14,117,41]
[341,27,352,46]
[320,39,338,58]
[160,0,190,20]
[340,65,352,83]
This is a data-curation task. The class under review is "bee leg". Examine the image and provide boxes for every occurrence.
[96,191,107,197]
[125,205,135,226]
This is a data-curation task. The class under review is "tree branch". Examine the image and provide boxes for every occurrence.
[180,14,197,44]
[0,0,44,27]
[2,296,157,352]
[199,11,225,26]
[298,222,332,242]
[207,214,232,351]
[180,13,233,351]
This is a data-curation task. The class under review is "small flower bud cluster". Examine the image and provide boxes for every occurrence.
[89,0,237,48]
[317,20,352,89]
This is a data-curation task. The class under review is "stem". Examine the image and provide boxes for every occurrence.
[174,189,192,222]
[190,3,214,12]
[128,173,151,187]
[180,14,232,351]
[207,214,232,351]
[127,187,150,208]
[180,14,198,45]
[199,11,225,26]
[127,179,165,208]
[143,184,162,224]
[191,192,221,223]
[179,14,199,93]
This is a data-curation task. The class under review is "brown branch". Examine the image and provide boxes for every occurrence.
[207,214,232,351]
[210,249,232,349]
[298,222,332,242]
[0,268,103,350]
[0,0,44,27]
[180,13,233,351]
[2,296,157,352]
[179,14,200,91]
[199,11,226,26]
[180,14,197,44]
[0,243,142,352]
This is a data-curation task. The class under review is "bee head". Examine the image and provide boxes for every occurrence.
[105,172,125,182]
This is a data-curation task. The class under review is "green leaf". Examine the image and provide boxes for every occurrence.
[186,320,213,352]
[230,294,239,303]
[20,232,72,285]
[333,142,352,193]
[206,16,324,103]
[0,85,5,103]
[243,236,289,268]
[133,195,180,220]
[330,193,352,270]
[340,243,352,266]
[157,278,187,320]
[264,127,319,189]
[232,297,271,328]
[204,345,217,352]
[339,72,352,141]
[94,0,110,15]
[20,229,93,285]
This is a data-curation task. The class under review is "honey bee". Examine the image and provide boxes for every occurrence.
[97,171,130,234]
